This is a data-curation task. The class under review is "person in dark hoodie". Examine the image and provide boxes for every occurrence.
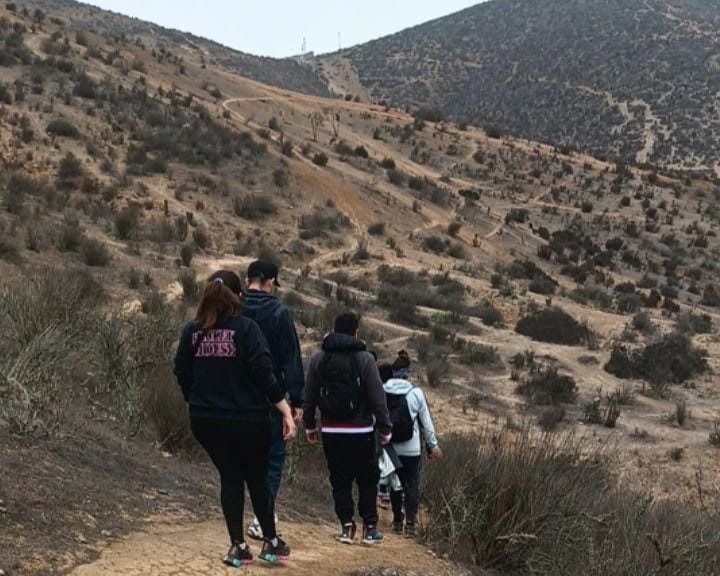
[173,270,295,566]
[242,260,305,540]
[303,312,392,546]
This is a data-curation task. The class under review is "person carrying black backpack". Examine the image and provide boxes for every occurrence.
[303,313,392,546]
[383,350,442,538]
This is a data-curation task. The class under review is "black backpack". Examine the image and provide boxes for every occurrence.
[386,389,415,443]
[318,352,363,420]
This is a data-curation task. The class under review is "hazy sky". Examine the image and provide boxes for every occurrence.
[83,1,483,58]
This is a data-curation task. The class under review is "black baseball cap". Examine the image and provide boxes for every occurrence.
[247,259,281,287]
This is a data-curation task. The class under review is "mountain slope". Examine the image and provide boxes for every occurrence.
[3,2,720,574]
[23,0,330,96]
[316,0,720,172]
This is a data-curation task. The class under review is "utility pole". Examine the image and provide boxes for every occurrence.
[338,32,341,51]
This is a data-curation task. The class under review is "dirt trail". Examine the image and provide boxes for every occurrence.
[67,518,466,576]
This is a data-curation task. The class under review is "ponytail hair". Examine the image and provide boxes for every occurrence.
[194,270,243,330]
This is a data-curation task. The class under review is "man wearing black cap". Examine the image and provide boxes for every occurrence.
[243,260,305,540]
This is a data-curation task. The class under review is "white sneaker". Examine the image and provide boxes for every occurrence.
[247,515,279,541]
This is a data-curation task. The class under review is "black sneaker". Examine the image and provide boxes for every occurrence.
[336,522,357,545]
[223,541,253,567]
[392,522,404,535]
[362,524,384,546]
[259,537,290,564]
[405,523,416,539]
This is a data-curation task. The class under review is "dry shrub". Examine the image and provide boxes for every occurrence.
[94,304,185,439]
[0,270,103,435]
[144,366,196,454]
[422,428,720,575]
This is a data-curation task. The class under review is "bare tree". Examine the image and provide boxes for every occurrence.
[309,112,324,142]
[326,109,340,138]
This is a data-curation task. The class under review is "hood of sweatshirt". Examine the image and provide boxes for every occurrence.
[322,332,367,353]
[383,378,414,395]
[242,289,282,324]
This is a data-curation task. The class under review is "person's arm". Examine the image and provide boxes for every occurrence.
[277,307,305,411]
[243,321,296,439]
[302,353,321,440]
[415,388,442,459]
[172,323,195,402]
[361,354,392,443]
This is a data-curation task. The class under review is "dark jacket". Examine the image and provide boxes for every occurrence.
[173,316,285,421]
[303,333,392,435]
[243,289,305,408]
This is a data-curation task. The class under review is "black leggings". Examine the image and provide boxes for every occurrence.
[391,455,421,525]
[191,418,276,542]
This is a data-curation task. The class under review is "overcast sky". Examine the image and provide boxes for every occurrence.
[83,1,483,58]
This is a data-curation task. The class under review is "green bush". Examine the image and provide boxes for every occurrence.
[57,152,83,188]
[312,152,329,166]
[515,366,577,405]
[178,268,199,301]
[46,118,79,138]
[180,243,194,267]
[605,332,707,387]
[516,306,589,346]
[380,157,396,170]
[422,235,446,254]
[114,206,140,240]
[537,406,566,431]
[80,238,111,266]
[273,169,289,187]
[387,168,407,186]
[474,301,504,327]
[298,205,350,239]
[459,341,501,366]
[367,221,385,236]
[234,194,277,221]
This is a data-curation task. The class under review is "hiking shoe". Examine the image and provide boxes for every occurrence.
[247,514,279,541]
[362,525,384,545]
[405,524,416,539]
[259,538,290,564]
[223,541,253,567]
[392,522,404,535]
[336,522,357,545]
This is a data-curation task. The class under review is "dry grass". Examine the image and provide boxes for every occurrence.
[422,427,720,575]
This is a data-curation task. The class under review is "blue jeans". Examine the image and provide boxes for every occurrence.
[267,410,286,500]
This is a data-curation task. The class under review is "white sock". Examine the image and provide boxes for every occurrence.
[270,537,279,547]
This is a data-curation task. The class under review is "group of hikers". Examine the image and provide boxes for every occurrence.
[173,261,441,566]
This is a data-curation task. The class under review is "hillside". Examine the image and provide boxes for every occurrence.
[21,0,330,96]
[315,0,720,173]
[2,2,720,575]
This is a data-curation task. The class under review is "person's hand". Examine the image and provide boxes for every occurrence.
[282,413,296,441]
[428,446,443,460]
[379,432,392,446]
[291,407,304,424]
[306,429,318,445]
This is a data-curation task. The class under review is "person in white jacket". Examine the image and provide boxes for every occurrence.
[382,351,442,538]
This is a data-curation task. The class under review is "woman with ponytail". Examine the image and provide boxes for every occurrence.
[173,270,295,566]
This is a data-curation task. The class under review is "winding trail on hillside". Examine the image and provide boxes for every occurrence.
[67,517,467,576]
